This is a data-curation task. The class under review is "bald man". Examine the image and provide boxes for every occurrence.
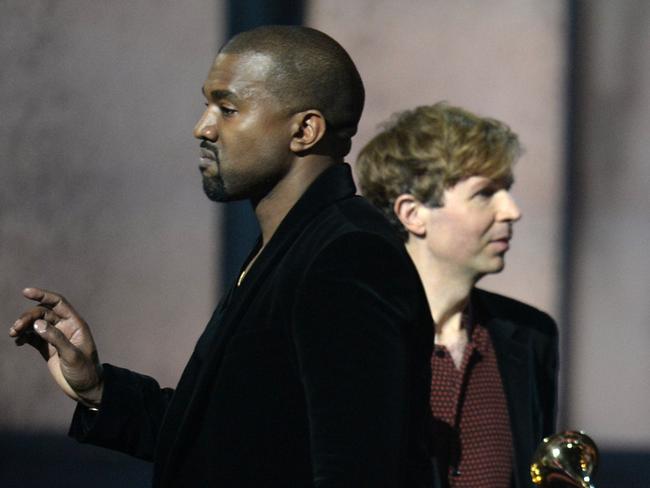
[11,26,433,487]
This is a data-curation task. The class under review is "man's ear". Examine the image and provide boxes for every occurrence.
[289,110,327,153]
[394,194,427,238]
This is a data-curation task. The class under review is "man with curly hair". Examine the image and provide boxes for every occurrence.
[356,103,558,488]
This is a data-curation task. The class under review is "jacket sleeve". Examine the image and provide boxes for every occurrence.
[69,363,175,461]
[292,232,428,487]
[537,315,559,438]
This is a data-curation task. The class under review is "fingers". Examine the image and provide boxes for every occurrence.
[14,330,36,346]
[11,311,58,362]
[22,287,75,319]
[14,328,50,360]
[10,306,60,337]
[33,319,103,401]
[33,319,81,366]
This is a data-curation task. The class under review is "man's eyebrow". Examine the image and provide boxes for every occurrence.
[478,174,514,186]
[467,176,492,189]
[202,88,239,102]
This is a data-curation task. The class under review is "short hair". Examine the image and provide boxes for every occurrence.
[355,102,521,240]
[221,25,365,156]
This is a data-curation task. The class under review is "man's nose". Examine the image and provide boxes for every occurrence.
[497,191,522,222]
[193,108,218,141]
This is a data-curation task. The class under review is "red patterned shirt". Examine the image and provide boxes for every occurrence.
[430,307,513,487]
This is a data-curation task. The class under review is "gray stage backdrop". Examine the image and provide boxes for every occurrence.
[0,0,224,430]
[1,0,649,452]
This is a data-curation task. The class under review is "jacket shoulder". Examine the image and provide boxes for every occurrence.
[321,195,402,239]
[293,195,425,303]
[296,194,406,258]
[473,288,558,338]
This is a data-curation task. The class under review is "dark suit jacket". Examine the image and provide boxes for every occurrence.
[471,288,558,488]
[70,163,434,487]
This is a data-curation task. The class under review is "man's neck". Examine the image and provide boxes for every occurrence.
[405,240,478,337]
[254,155,337,247]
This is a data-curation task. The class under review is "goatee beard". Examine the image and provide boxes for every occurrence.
[202,174,230,202]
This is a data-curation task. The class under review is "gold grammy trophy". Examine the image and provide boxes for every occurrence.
[530,431,599,487]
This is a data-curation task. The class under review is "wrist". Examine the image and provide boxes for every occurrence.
[80,381,104,409]
[77,370,104,410]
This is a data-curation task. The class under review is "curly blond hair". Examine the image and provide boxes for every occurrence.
[355,102,521,240]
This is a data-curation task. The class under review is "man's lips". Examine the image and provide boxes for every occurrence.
[198,144,219,171]
[200,146,217,160]
[199,139,218,157]
[491,235,511,242]
[488,236,512,251]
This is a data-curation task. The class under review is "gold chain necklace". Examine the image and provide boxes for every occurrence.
[237,269,248,287]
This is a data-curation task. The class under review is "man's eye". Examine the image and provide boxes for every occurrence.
[475,187,497,199]
[220,106,236,116]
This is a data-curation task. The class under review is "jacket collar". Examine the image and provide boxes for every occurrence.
[272,162,357,238]
[471,288,532,488]
[232,162,356,293]
[156,163,357,482]
[226,162,358,352]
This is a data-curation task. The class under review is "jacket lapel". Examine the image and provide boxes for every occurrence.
[474,290,533,488]
[153,285,236,486]
[157,163,357,484]
[215,163,357,332]
[192,163,357,377]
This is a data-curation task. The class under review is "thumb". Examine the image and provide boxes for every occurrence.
[34,319,80,366]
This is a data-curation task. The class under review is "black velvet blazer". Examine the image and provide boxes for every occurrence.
[70,164,435,487]
[474,288,558,488]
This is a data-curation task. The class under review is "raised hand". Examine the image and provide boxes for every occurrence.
[9,288,104,408]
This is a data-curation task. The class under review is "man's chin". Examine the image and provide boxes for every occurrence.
[204,189,230,202]
[487,258,506,274]
[202,178,231,202]
[476,257,506,276]
[201,175,269,203]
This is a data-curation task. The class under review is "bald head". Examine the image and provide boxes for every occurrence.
[221,26,365,156]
